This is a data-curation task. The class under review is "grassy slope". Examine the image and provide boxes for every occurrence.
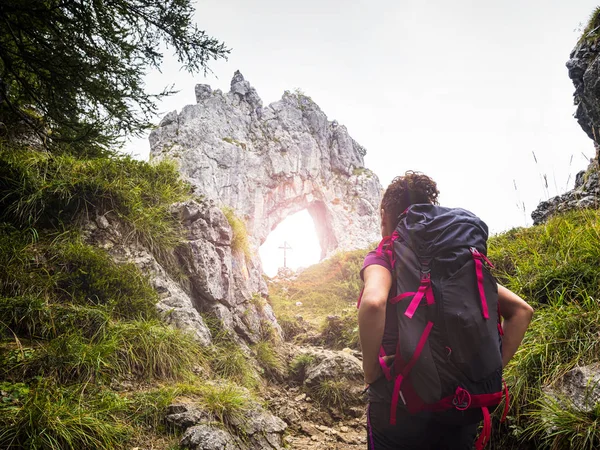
[268,248,367,349]
[270,209,600,449]
[488,209,600,449]
[0,143,277,449]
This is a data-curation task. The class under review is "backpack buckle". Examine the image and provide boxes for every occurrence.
[453,387,472,411]
[420,258,431,276]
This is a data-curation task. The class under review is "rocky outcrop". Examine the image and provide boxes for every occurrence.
[149,71,382,258]
[301,349,364,389]
[531,33,600,224]
[84,197,282,346]
[168,397,287,450]
[567,34,600,162]
[531,161,600,224]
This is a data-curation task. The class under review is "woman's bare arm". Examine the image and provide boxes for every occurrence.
[358,264,392,384]
[498,284,534,367]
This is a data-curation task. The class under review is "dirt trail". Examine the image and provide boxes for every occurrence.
[264,344,368,449]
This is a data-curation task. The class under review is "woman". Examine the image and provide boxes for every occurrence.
[358,171,533,450]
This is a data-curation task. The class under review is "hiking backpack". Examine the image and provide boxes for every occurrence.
[367,204,509,450]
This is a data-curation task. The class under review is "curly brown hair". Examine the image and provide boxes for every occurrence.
[381,171,439,228]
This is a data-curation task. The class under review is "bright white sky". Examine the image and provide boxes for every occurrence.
[126,0,599,276]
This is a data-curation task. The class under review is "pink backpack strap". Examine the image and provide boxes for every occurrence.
[389,321,434,424]
[501,379,510,422]
[379,346,392,381]
[404,273,435,319]
[470,247,492,319]
[474,407,491,450]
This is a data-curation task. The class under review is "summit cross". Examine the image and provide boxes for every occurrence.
[278,241,292,268]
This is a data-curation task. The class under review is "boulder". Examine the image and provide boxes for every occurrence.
[166,403,209,430]
[229,402,288,449]
[545,363,600,413]
[180,425,241,450]
[298,348,363,388]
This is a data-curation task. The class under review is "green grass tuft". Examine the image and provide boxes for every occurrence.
[2,320,203,384]
[317,310,360,350]
[289,353,316,382]
[489,209,600,304]
[579,6,600,43]
[485,209,600,448]
[312,379,355,410]
[0,231,158,320]
[221,207,250,258]
[524,394,600,450]
[208,342,260,389]
[196,381,251,426]
[0,382,131,450]
[253,340,284,379]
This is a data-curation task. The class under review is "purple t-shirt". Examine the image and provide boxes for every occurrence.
[360,250,398,358]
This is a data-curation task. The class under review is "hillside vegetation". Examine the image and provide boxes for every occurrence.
[268,248,366,349]
[269,209,600,449]
[488,209,600,449]
[0,145,277,449]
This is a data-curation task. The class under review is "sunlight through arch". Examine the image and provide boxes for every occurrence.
[259,210,321,277]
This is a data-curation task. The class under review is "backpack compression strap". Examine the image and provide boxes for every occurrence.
[389,320,434,425]
[470,247,495,320]
[390,272,435,319]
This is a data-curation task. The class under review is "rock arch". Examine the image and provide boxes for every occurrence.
[150,71,382,259]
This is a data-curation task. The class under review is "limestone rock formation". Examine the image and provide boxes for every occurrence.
[531,34,600,224]
[149,71,382,258]
[531,161,600,224]
[567,35,600,162]
[84,197,282,346]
